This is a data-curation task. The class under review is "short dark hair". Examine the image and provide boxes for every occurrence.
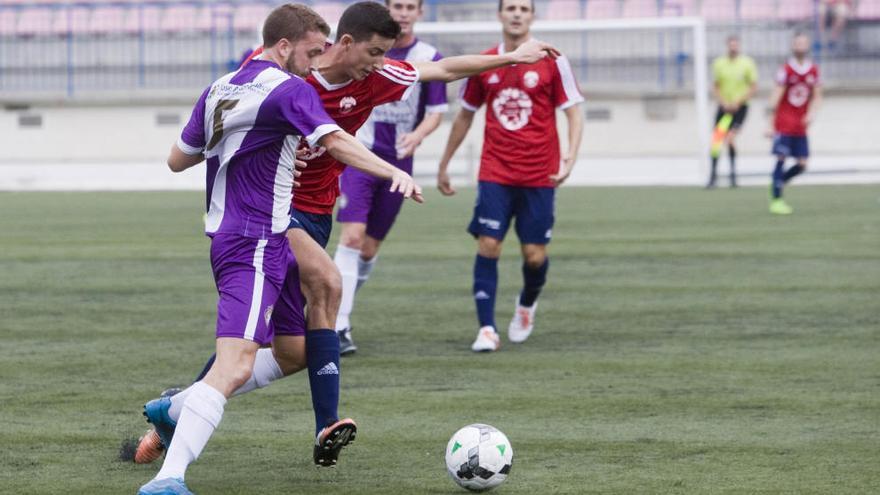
[498,0,535,12]
[336,2,401,42]
[262,4,330,48]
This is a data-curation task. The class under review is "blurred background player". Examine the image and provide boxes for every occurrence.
[767,33,822,215]
[707,35,757,189]
[333,0,448,356]
[436,0,584,352]
[819,0,851,52]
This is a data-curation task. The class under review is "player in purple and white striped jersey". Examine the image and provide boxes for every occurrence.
[333,0,449,354]
[138,5,423,494]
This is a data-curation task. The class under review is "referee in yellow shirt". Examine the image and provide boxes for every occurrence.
[708,35,758,188]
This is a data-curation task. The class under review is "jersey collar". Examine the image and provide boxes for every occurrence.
[788,57,813,75]
[310,68,352,91]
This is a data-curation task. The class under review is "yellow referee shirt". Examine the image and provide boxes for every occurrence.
[712,55,758,104]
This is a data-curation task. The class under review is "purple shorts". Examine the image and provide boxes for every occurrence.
[336,157,413,241]
[271,255,307,338]
[210,234,296,345]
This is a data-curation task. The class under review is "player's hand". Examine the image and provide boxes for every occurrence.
[802,113,815,127]
[389,169,424,203]
[396,132,422,159]
[292,157,307,188]
[511,39,561,64]
[549,155,575,187]
[437,169,456,196]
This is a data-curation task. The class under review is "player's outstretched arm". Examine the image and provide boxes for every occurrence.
[413,39,560,83]
[167,143,204,173]
[437,108,476,196]
[550,104,584,187]
[764,85,785,137]
[397,112,443,159]
[320,131,424,203]
[804,86,822,127]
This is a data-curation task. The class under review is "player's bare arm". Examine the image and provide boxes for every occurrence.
[550,104,585,186]
[320,131,424,203]
[413,39,560,82]
[436,108,476,196]
[804,86,823,126]
[765,85,785,137]
[167,143,204,172]
[397,111,443,159]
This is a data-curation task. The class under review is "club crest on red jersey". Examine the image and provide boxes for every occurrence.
[492,88,533,131]
[340,96,357,114]
[523,71,540,88]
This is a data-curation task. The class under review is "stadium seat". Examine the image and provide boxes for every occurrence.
[662,0,698,16]
[16,8,53,37]
[777,0,815,20]
[0,10,16,36]
[90,6,128,35]
[700,0,737,21]
[160,5,199,33]
[738,0,778,20]
[622,0,658,17]
[233,4,271,33]
[856,0,880,20]
[313,2,347,26]
[585,0,620,19]
[123,5,163,34]
[545,0,582,20]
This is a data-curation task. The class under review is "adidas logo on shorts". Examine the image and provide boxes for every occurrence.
[317,362,339,376]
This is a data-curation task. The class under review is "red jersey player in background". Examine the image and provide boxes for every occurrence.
[437,0,584,352]
[766,33,822,215]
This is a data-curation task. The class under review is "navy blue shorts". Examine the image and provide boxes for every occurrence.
[772,134,810,159]
[288,209,332,249]
[467,181,555,245]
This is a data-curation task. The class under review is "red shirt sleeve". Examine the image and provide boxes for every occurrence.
[459,75,485,112]
[371,58,420,106]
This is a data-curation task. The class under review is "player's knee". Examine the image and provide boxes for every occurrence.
[222,361,254,390]
[360,243,379,261]
[524,251,546,269]
[273,349,306,376]
[478,237,502,258]
[796,161,807,170]
[340,230,365,250]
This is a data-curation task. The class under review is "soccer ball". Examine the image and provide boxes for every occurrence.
[445,424,513,492]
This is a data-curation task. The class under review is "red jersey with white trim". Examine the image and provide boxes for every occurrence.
[242,47,419,214]
[461,44,583,188]
[774,58,820,137]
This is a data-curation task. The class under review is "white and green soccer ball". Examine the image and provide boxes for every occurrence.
[445,424,513,492]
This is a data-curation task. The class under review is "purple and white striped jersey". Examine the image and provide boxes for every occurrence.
[356,39,448,161]
[178,59,341,239]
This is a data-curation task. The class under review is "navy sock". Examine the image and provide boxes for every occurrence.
[772,159,785,199]
[783,164,804,183]
[708,157,718,184]
[305,329,340,435]
[194,353,216,381]
[519,258,549,307]
[473,255,498,329]
[728,146,737,184]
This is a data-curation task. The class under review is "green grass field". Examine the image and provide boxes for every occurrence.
[1,186,878,494]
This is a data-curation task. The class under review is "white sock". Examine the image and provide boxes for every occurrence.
[231,347,284,397]
[334,245,360,331]
[156,381,226,481]
[167,349,283,421]
[356,255,377,291]
[168,387,192,422]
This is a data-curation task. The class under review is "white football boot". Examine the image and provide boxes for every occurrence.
[508,298,537,343]
[471,326,500,352]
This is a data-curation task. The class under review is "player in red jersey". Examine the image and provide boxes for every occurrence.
[766,33,822,215]
[134,1,560,467]
[437,0,584,352]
